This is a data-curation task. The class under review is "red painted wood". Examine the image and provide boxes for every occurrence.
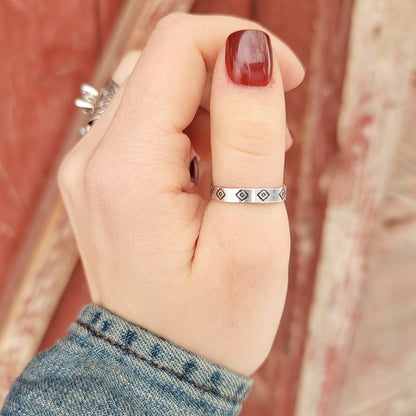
[191,0,251,16]
[0,0,353,413]
[0,0,104,303]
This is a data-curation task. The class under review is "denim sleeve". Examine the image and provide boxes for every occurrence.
[1,304,252,416]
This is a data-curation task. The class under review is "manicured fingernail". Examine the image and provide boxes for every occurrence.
[289,128,295,142]
[225,29,273,87]
[189,156,199,185]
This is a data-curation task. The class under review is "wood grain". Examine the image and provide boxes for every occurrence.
[294,1,416,415]
[335,15,416,413]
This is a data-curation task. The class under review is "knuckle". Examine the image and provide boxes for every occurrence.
[154,12,188,36]
[57,149,84,198]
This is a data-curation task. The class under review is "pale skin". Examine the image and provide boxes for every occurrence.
[58,14,305,377]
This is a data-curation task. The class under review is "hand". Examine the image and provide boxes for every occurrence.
[58,13,304,376]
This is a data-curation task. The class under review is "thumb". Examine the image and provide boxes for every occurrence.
[210,29,286,189]
[193,30,290,376]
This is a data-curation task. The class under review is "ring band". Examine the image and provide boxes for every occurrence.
[210,185,286,204]
[75,80,120,135]
[87,80,119,125]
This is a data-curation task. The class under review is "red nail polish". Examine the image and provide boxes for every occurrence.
[225,30,273,87]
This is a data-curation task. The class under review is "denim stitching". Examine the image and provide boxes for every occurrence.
[76,320,243,404]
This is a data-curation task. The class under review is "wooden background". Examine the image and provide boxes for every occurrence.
[1,0,415,415]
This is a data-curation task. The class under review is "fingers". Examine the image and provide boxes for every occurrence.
[210,30,286,188]
[96,14,304,192]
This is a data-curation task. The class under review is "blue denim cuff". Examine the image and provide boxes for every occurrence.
[76,304,253,412]
[2,304,253,415]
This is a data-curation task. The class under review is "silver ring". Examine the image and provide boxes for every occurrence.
[210,185,286,203]
[75,80,120,135]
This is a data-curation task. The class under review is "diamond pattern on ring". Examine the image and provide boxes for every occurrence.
[257,189,270,201]
[236,189,249,201]
[216,188,226,200]
[211,185,286,203]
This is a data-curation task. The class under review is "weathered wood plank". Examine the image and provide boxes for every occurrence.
[335,29,416,415]
[294,1,416,415]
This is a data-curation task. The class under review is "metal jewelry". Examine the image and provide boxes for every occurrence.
[75,80,120,136]
[210,185,286,204]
